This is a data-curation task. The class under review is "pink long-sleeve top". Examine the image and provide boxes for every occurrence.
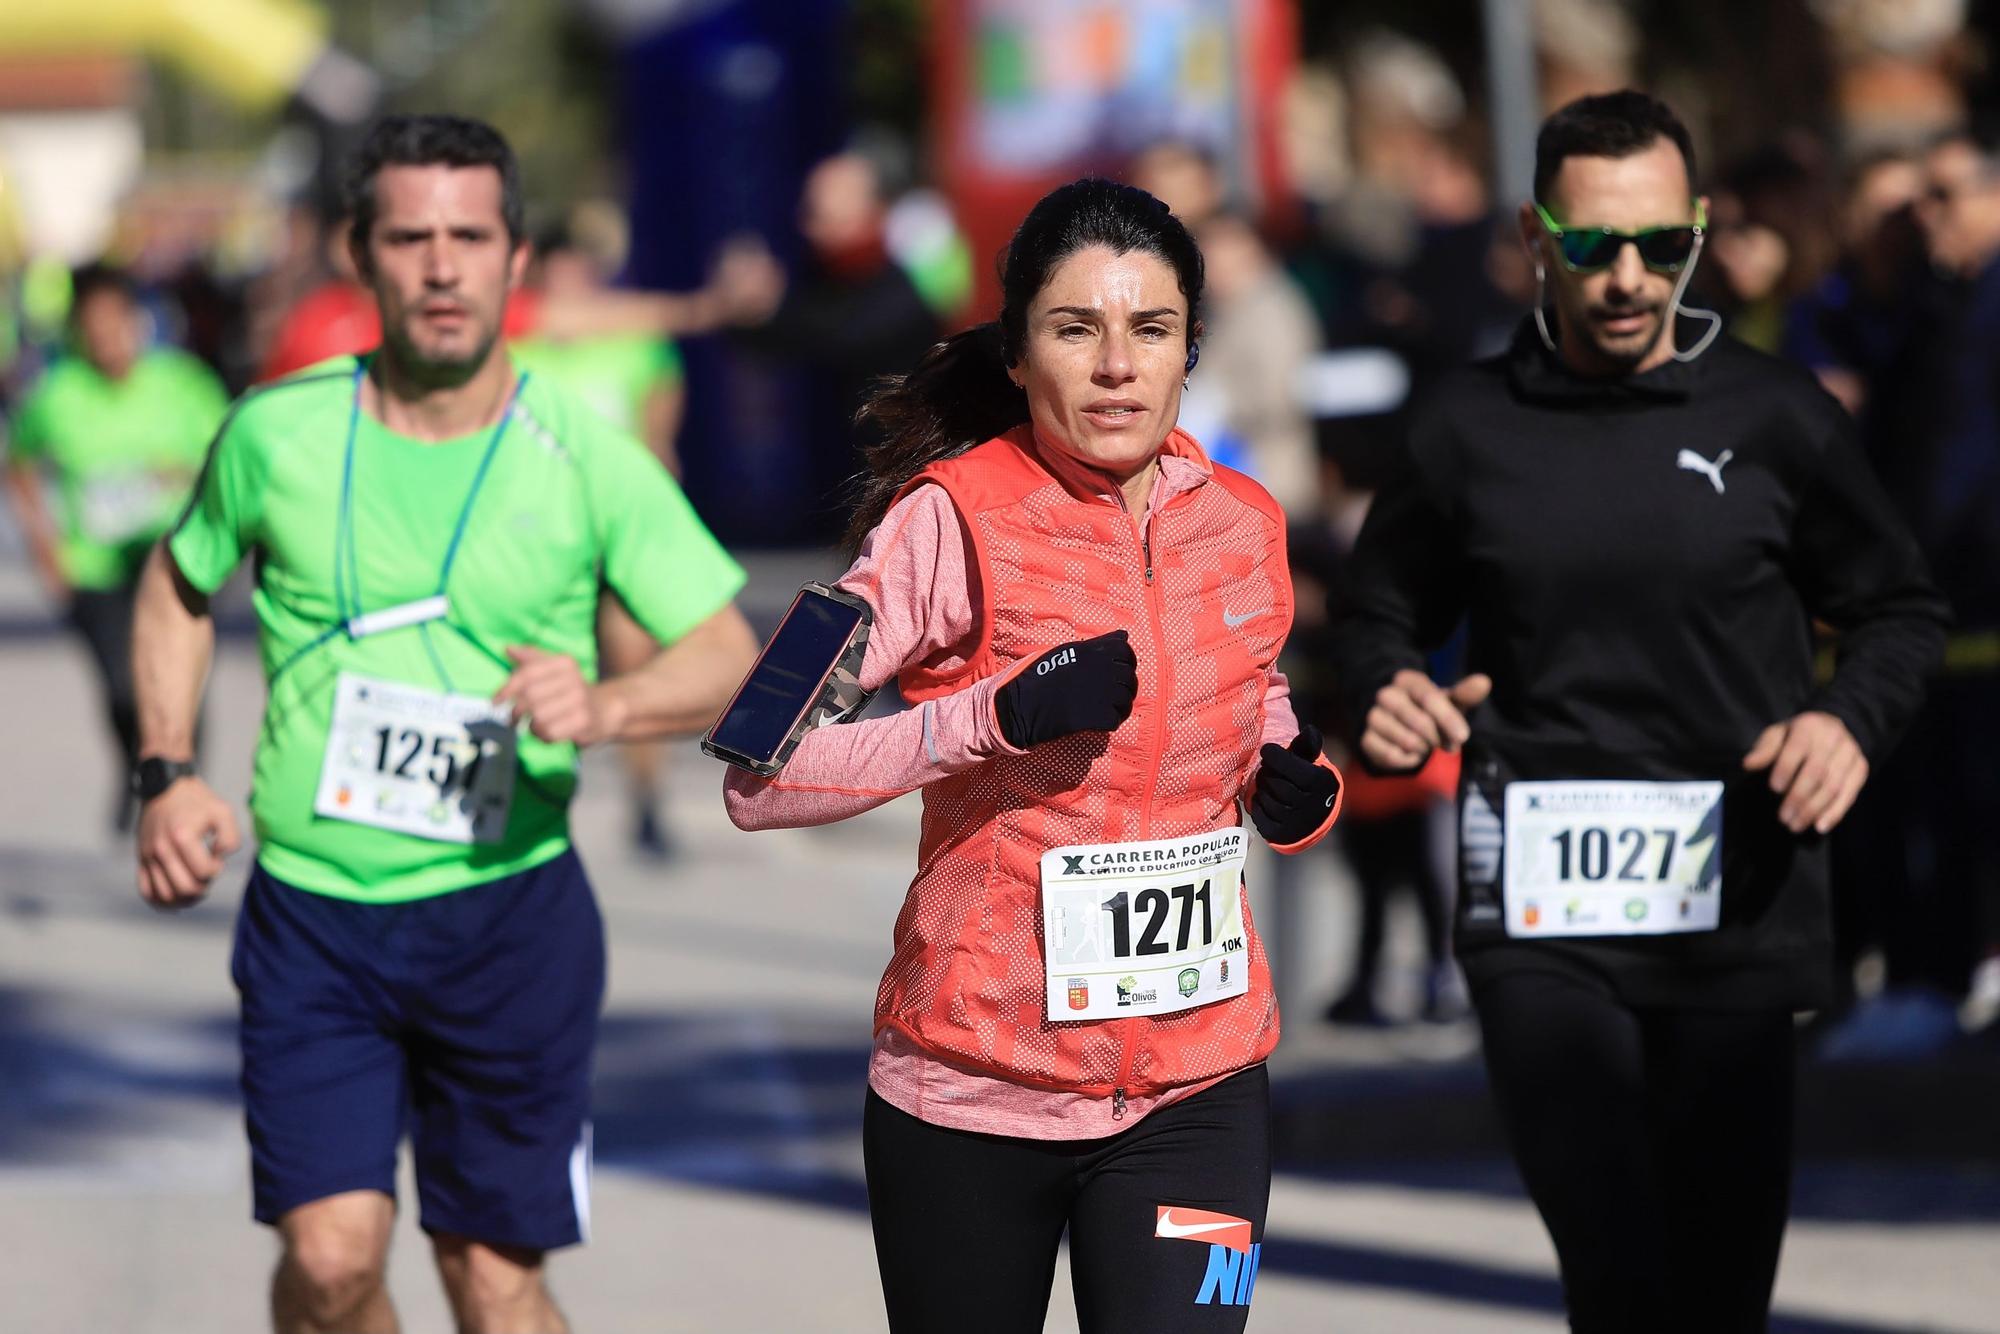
[725,437,1300,1138]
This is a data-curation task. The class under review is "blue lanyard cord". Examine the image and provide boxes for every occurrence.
[268,365,569,810]
[334,364,529,641]
[418,621,457,696]
[276,364,367,689]
[278,365,529,693]
[434,370,526,595]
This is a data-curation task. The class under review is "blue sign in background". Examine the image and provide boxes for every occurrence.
[619,0,851,547]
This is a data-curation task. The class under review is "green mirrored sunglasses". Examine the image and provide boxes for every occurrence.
[1534,201,1707,273]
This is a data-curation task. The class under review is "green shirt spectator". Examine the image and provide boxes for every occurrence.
[9,339,227,591]
[509,334,681,440]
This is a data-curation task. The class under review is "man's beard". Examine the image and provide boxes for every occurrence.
[382,315,498,389]
[1581,300,1666,368]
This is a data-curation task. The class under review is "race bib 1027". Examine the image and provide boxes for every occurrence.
[1502,780,1723,937]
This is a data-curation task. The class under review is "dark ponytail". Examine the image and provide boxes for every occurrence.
[844,177,1205,554]
[843,323,1027,551]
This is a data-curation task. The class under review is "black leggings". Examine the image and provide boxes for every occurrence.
[69,582,142,774]
[864,1064,1271,1334]
[1474,966,1796,1334]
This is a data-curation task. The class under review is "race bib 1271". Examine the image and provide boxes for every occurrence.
[1040,828,1253,1021]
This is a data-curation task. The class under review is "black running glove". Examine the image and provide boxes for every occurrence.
[1250,723,1342,848]
[995,631,1139,749]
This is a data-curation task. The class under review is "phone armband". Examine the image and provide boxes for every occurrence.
[701,581,876,777]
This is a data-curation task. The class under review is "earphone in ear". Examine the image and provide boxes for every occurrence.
[1532,258,1558,353]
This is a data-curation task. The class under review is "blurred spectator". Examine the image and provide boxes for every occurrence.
[1916,127,2000,282]
[1817,125,2000,1052]
[254,214,385,381]
[512,220,685,472]
[1285,478,1464,1026]
[1251,33,1515,1025]
[1785,150,1940,1044]
[1323,757,1462,1026]
[253,201,730,383]
[1783,150,1928,418]
[1704,188,1793,352]
[1911,126,2000,656]
[1910,126,2000,1031]
[1131,140,1228,228]
[512,219,689,860]
[1180,211,1322,518]
[1705,140,1841,353]
[1288,33,1519,374]
[4,262,226,828]
[1387,137,1522,373]
[1131,139,1330,516]
[1534,0,1640,113]
[711,151,948,542]
[243,202,347,381]
[1817,0,1971,152]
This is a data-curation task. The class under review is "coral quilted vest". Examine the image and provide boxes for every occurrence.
[875,427,1292,1099]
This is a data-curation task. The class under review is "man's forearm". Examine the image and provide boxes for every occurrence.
[6,465,66,592]
[596,603,758,741]
[540,289,726,342]
[133,544,214,759]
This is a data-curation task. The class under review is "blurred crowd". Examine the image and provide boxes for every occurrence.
[2,8,1995,1051]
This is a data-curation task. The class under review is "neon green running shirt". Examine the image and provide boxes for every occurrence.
[169,355,745,901]
[10,348,228,589]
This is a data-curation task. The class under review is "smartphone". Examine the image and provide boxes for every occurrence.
[702,582,873,776]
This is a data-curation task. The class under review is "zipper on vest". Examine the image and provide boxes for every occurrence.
[1120,500,1172,1117]
[1116,485,1155,586]
[1132,510,1170,836]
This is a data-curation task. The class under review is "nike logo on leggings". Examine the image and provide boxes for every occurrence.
[1155,1206,1253,1252]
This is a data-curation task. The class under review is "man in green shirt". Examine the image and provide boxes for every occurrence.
[4,263,227,826]
[513,225,689,858]
[130,115,756,1334]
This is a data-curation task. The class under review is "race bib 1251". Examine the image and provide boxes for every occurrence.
[313,672,516,844]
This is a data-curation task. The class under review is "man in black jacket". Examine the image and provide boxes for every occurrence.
[1332,91,1948,1333]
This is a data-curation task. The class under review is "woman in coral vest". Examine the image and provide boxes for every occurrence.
[724,179,1342,1332]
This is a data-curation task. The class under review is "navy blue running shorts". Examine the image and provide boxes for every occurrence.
[230,848,604,1251]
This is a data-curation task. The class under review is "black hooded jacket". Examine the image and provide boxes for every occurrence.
[1332,318,1950,1008]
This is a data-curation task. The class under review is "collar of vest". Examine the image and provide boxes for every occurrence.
[894,425,1277,707]
[894,425,1216,515]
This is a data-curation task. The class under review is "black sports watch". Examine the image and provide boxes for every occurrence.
[132,757,198,802]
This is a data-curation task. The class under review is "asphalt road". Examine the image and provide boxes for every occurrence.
[2,556,1995,1333]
